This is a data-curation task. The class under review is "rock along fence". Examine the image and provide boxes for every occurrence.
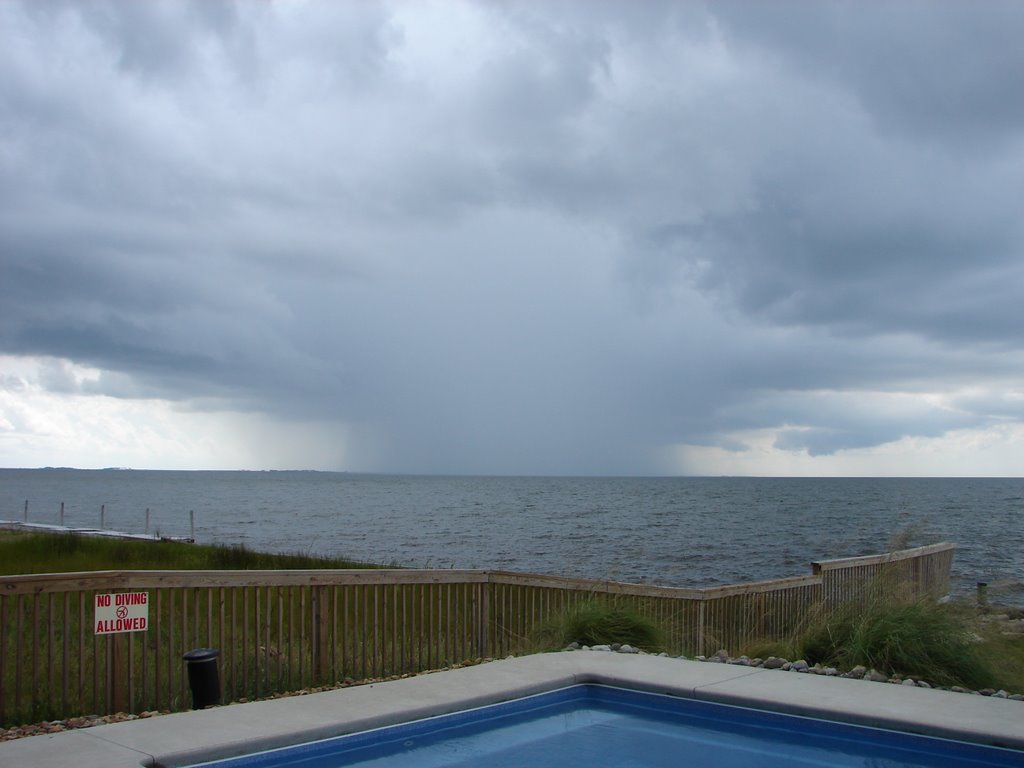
[0,542,953,727]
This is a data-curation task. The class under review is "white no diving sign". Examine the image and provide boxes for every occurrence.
[94,592,149,634]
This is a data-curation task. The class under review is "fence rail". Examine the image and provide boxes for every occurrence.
[0,543,954,727]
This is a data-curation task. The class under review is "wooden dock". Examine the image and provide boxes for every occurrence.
[0,520,194,543]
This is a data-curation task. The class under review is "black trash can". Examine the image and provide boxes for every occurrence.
[182,648,221,709]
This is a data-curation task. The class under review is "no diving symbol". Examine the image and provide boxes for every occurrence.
[116,606,128,619]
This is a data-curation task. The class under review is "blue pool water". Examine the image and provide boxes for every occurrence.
[188,685,1024,768]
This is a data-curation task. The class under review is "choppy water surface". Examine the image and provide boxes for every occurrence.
[2,470,1022,595]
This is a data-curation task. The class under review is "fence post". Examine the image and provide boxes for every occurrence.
[480,579,490,658]
[810,562,826,609]
[110,633,127,713]
[696,600,706,657]
[313,586,330,682]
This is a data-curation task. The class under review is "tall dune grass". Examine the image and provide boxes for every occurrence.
[741,565,1015,691]
[799,598,995,688]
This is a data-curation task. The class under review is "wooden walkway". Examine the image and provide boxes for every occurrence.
[0,520,193,543]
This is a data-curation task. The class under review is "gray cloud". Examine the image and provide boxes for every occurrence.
[2,1,1023,473]
[713,1,1024,148]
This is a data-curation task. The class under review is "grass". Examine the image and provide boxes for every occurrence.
[532,600,664,652]
[0,529,383,575]
[973,617,1024,693]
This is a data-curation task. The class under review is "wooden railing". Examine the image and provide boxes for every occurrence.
[812,542,955,606]
[0,543,953,727]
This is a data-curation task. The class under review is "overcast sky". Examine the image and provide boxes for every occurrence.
[2,1,1024,476]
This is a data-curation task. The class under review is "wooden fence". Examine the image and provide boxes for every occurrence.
[0,543,953,727]
[812,542,955,606]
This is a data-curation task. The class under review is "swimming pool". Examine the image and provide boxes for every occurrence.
[187,684,1024,768]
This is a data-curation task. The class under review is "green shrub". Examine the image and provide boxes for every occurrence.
[534,600,663,652]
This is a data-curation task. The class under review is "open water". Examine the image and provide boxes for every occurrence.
[1,470,1022,595]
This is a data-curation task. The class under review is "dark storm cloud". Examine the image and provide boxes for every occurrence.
[712,1,1024,147]
[2,1,1023,472]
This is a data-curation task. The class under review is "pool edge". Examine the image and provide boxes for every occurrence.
[2,653,1022,768]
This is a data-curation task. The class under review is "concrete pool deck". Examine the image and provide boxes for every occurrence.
[3,652,1023,767]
